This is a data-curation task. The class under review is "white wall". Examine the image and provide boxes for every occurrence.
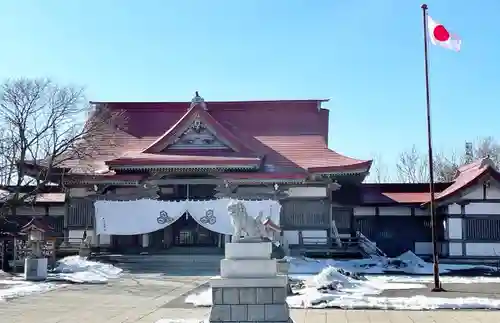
[353,207,376,216]
[378,207,411,216]
[462,186,483,200]
[444,181,500,258]
[354,206,417,216]
[287,187,327,198]
[448,203,461,214]
[68,229,111,246]
[486,185,500,199]
[448,218,462,239]
[465,202,500,215]
[461,182,500,201]
[301,230,328,244]
[465,243,500,257]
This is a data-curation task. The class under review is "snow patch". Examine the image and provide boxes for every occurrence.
[49,255,123,284]
[287,251,498,275]
[0,280,59,301]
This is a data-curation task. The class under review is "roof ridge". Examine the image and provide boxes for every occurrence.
[90,99,329,105]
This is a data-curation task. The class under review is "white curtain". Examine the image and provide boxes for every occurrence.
[187,199,233,235]
[94,198,282,236]
[94,199,187,235]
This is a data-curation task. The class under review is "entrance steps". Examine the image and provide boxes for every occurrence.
[108,253,224,263]
[97,252,224,274]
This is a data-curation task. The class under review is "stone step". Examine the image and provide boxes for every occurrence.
[100,254,225,263]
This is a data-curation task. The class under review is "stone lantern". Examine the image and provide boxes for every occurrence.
[20,218,51,281]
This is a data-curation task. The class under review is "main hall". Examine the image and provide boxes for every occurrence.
[21,92,500,259]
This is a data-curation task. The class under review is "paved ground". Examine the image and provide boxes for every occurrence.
[2,274,500,323]
[1,256,500,323]
[380,282,500,298]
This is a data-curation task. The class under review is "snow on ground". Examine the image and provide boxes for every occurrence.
[0,255,123,301]
[0,279,59,302]
[48,255,123,284]
[288,251,497,276]
[186,251,500,310]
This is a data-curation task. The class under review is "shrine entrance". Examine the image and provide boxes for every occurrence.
[165,181,223,249]
[171,213,219,246]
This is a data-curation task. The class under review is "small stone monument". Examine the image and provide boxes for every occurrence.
[20,218,50,281]
[209,200,292,323]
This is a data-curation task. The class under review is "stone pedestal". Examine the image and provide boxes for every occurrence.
[209,241,292,323]
[24,258,48,281]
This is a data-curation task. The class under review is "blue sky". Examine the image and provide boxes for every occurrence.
[0,0,498,178]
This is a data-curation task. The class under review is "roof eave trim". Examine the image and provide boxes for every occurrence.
[226,178,306,184]
[106,164,259,171]
[307,161,372,175]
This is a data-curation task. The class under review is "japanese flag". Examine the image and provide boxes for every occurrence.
[427,15,461,52]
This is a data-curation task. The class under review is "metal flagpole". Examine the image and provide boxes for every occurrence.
[421,3,444,292]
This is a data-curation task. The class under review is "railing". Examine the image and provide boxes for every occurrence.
[331,220,342,247]
[357,232,387,258]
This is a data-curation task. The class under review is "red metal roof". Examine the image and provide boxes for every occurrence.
[360,182,452,205]
[59,99,371,176]
[422,157,500,205]
[381,192,431,204]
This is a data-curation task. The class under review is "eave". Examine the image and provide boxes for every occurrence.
[221,172,307,184]
[106,164,260,172]
[62,172,308,186]
[307,160,373,175]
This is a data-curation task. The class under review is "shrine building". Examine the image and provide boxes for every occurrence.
[22,93,500,259]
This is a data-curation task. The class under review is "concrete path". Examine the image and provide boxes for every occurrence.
[1,273,500,323]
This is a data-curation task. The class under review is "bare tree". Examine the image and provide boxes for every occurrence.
[472,136,500,167]
[395,137,500,183]
[367,152,391,183]
[433,150,462,182]
[396,145,429,183]
[0,78,124,216]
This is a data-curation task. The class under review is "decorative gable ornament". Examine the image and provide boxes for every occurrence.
[190,91,207,111]
[168,116,230,150]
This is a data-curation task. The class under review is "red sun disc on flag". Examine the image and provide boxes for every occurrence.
[433,25,450,42]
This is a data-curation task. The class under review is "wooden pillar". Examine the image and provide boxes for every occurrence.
[62,192,69,245]
[327,185,334,247]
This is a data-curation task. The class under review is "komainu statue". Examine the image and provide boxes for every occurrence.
[227,200,268,242]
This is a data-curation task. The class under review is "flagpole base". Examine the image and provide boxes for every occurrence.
[431,286,446,292]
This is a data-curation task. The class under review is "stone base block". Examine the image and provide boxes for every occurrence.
[220,259,277,278]
[24,258,48,281]
[209,303,291,322]
[276,259,289,274]
[225,242,272,260]
[210,275,287,288]
[212,286,288,305]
